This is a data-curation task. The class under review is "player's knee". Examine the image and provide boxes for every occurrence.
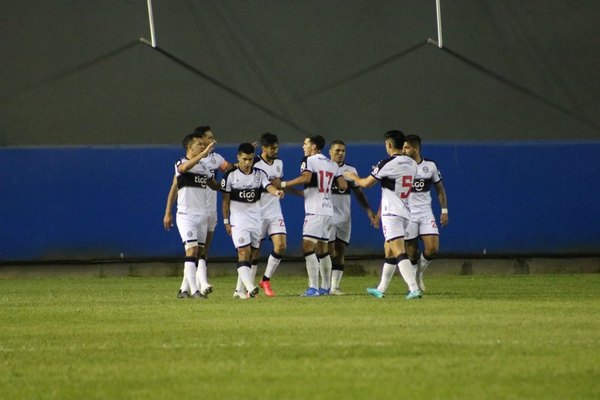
[274,243,286,254]
[424,247,439,258]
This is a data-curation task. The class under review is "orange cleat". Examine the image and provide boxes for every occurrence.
[259,280,276,297]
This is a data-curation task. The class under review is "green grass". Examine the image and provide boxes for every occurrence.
[1,274,599,399]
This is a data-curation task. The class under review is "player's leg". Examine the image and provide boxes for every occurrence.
[195,215,213,296]
[316,216,334,295]
[259,233,285,297]
[176,213,202,298]
[237,244,258,297]
[367,241,398,298]
[404,218,420,280]
[330,239,346,295]
[416,214,440,291]
[302,214,321,296]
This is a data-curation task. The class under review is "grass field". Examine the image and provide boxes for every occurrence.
[1,274,599,399]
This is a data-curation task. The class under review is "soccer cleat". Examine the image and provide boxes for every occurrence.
[191,290,206,299]
[259,280,276,297]
[405,289,423,300]
[301,287,320,297]
[330,288,344,296]
[319,288,330,296]
[233,290,248,299]
[366,287,385,298]
[248,287,260,298]
[177,290,190,299]
[201,285,214,297]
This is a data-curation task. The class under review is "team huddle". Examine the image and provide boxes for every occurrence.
[163,127,448,300]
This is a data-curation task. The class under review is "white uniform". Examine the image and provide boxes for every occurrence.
[254,155,287,238]
[174,157,215,247]
[329,163,358,244]
[370,154,417,241]
[221,167,273,249]
[200,152,226,231]
[405,158,442,240]
[301,154,342,241]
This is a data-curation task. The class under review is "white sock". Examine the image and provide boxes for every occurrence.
[179,276,189,292]
[235,275,245,293]
[264,253,282,279]
[250,263,258,285]
[377,262,397,293]
[419,253,432,273]
[305,253,319,288]
[184,261,199,294]
[399,258,419,292]
[196,258,209,290]
[318,254,332,290]
[331,269,343,290]
[238,266,255,292]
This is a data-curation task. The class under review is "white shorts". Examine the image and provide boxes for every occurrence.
[260,214,287,239]
[303,214,333,242]
[381,215,409,242]
[231,224,261,249]
[207,212,217,232]
[405,212,439,241]
[329,219,351,245]
[176,213,209,248]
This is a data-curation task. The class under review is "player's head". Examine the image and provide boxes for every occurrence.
[260,132,279,161]
[195,126,215,144]
[237,142,255,172]
[384,130,405,154]
[303,135,325,156]
[402,134,421,160]
[329,140,346,165]
[182,132,206,156]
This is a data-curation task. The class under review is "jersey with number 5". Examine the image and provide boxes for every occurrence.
[301,154,342,216]
[370,155,417,219]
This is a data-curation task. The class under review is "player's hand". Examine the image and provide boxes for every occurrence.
[440,213,448,227]
[225,223,232,236]
[275,190,285,199]
[370,212,380,229]
[343,171,358,181]
[204,140,216,153]
[270,177,283,189]
[163,214,173,231]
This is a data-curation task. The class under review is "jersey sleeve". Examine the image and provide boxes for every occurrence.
[220,169,233,193]
[258,170,272,189]
[300,156,310,173]
[433,163,442,183]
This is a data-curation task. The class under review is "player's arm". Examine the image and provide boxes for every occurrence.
[434,180,448,227]
[177,142,216,173]
[352,186,375,222]
[265,184,285,199]
[279,171,312,188]
[220,160,234,172]
[207,175,220,191]
[343,171,377,188]
[335,175,348,191]
[163,176,178,231]
[222,192,232,236]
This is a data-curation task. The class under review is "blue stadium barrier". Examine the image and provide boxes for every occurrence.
[1,141,599,262]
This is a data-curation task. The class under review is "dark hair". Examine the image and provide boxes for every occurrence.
[384,130,406,149]
[238,142,255,155]
[404,134,422,149]
[307,135,325,151]
[330,139,346,147]
[260,132,278,147]
[194,126,211,135]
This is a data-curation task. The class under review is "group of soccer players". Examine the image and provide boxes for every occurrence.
[163,126,448,300]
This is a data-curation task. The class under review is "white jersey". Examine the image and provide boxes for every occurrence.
[331,163,359,223]
[175,157,215,215]
[371,154,417,219]
[301,153,342,216]
[253,155,284,219]
[408,158,442,216]
[200,152,226,212]
[220,167,272,227]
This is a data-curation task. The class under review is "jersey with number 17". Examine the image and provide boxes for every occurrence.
[301,154,342,217]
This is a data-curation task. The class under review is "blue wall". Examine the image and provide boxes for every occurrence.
[1,141,599,262]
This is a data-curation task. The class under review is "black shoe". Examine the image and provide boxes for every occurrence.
[191,290,206,299]
[177,290,190,299]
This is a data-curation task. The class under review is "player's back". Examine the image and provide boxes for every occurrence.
[371,154,416,219]
[302,154,340,216]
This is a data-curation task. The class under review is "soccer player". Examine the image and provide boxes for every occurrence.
[170,132,220,299]
[402,134,448,291]
[343,130,422,300]
[164,126,233,297]
[328,140,376,295]
[279,135,348,296]
[221,143,284,298]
